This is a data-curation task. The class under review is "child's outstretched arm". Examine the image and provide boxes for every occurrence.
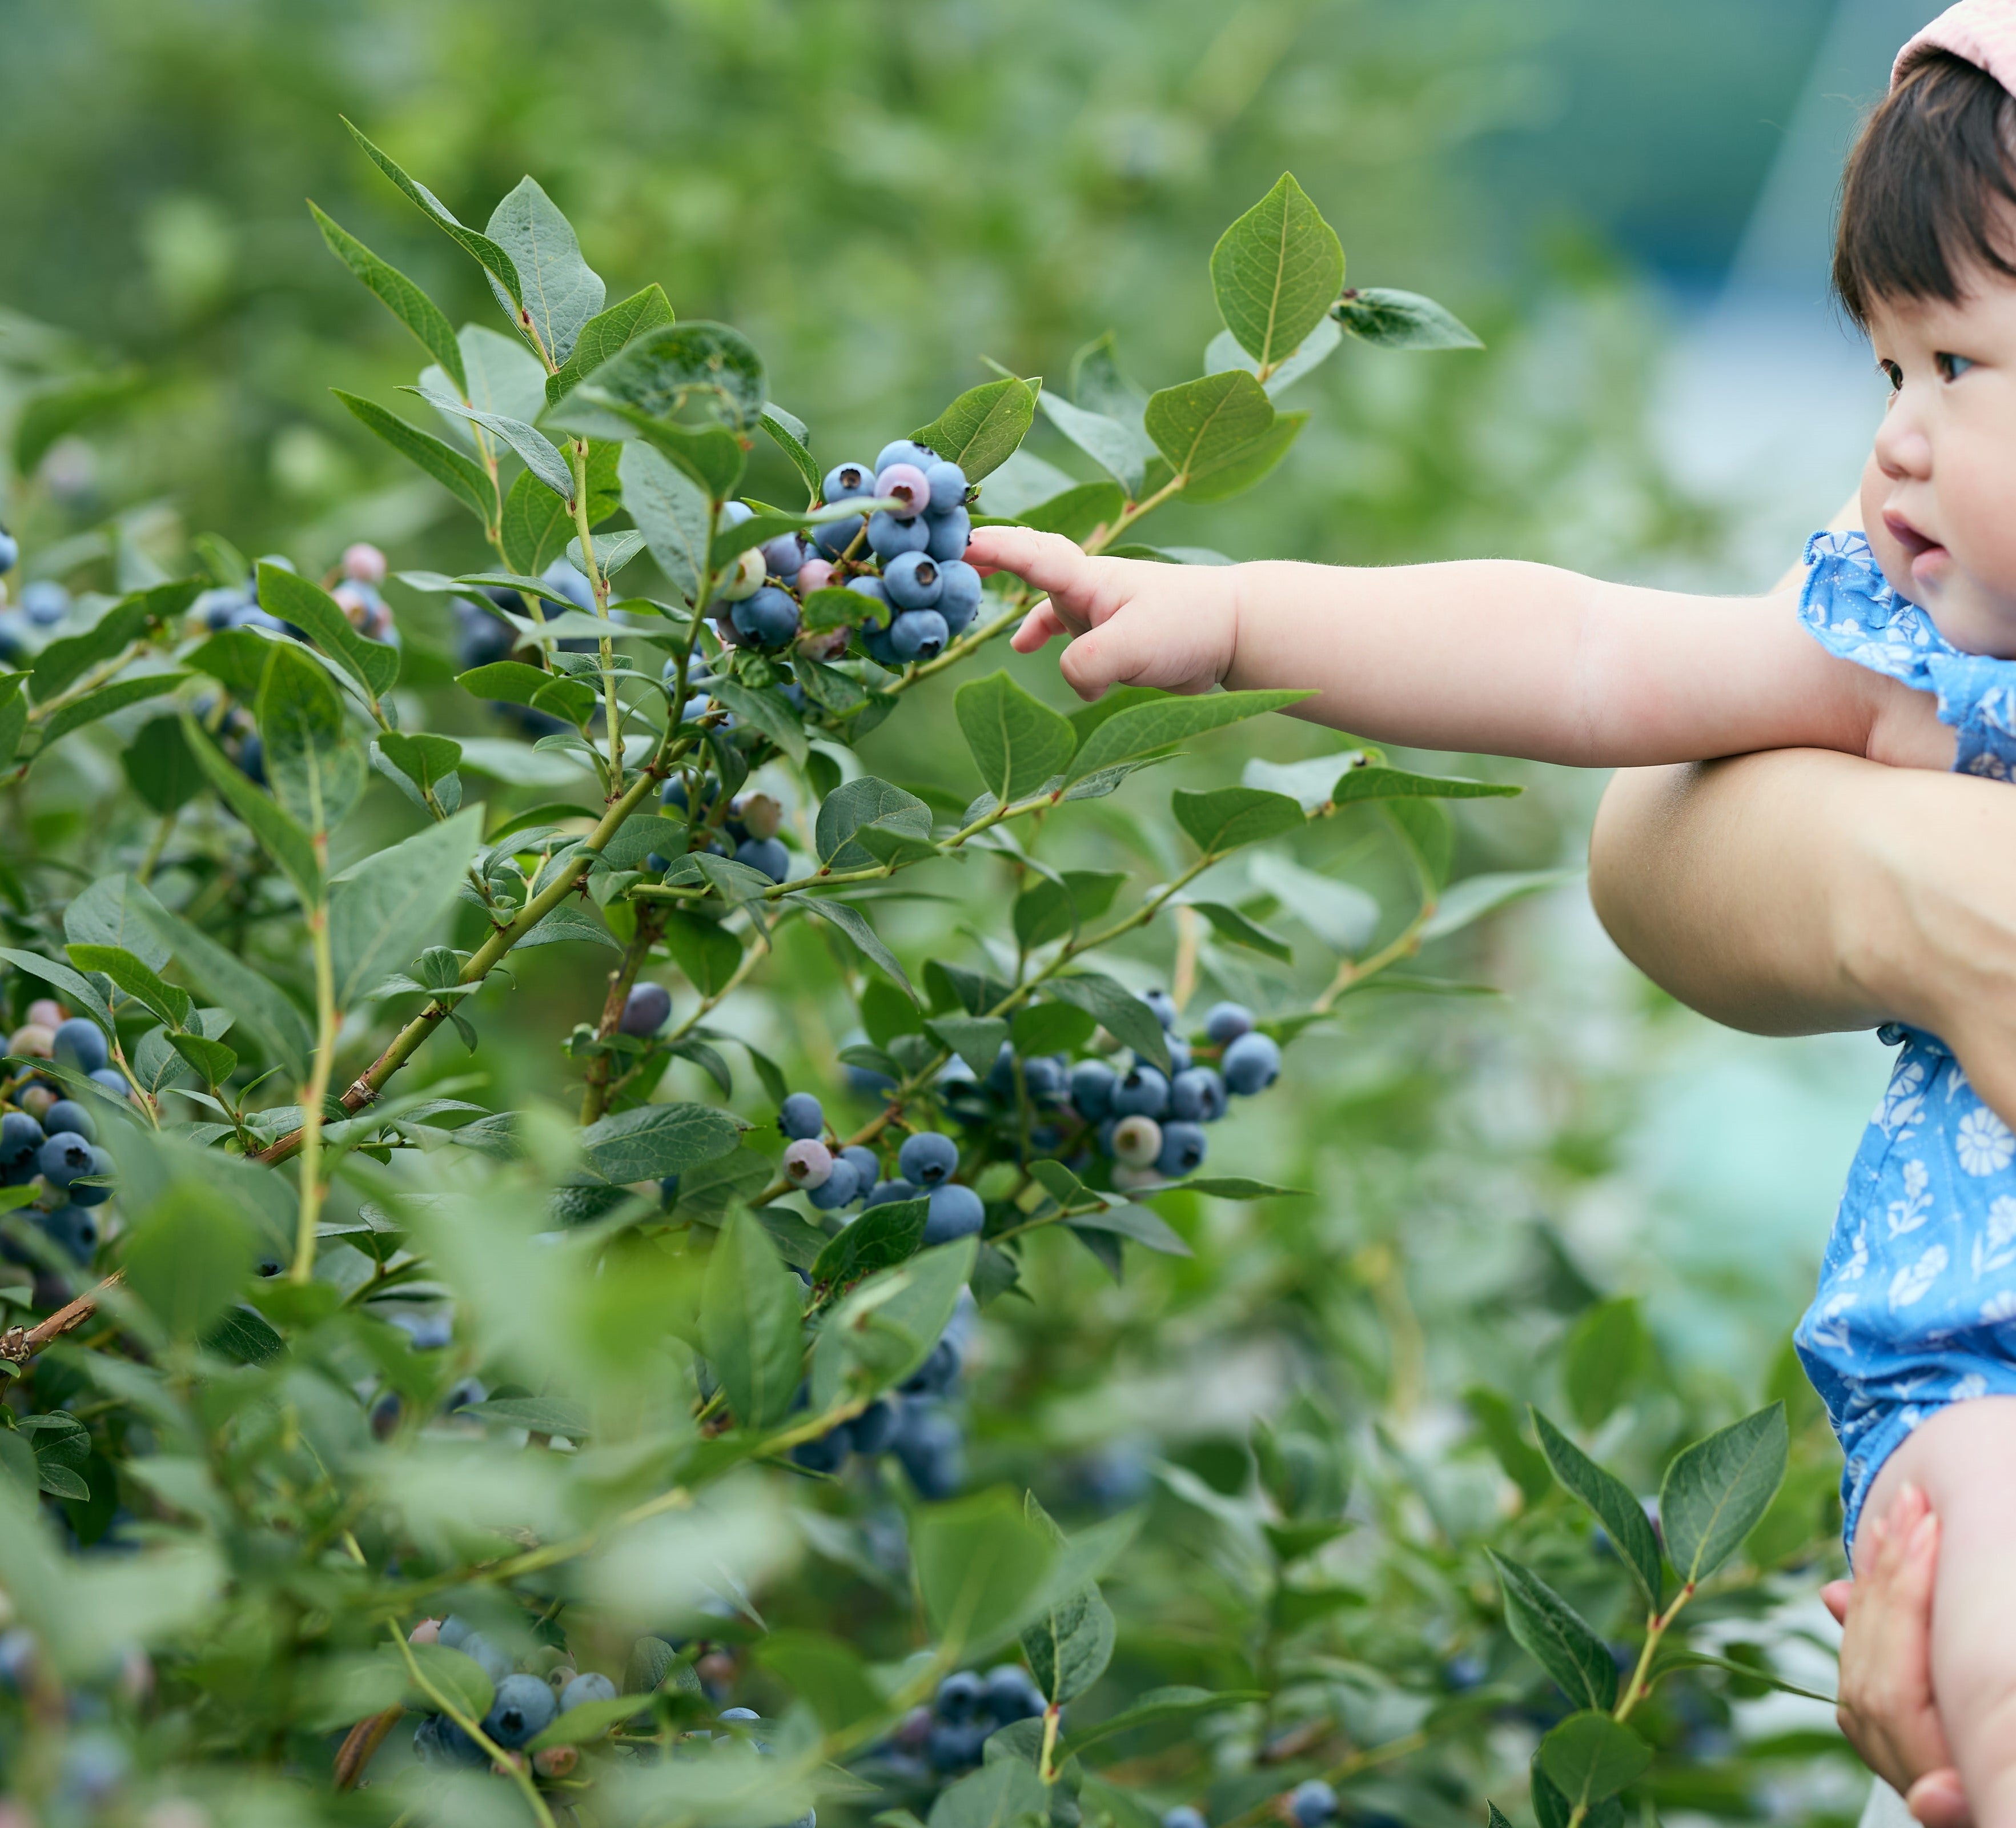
[971,527,1947,771]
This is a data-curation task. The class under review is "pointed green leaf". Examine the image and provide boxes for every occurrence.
[1335,765,1521,805]
[327,808,483,1011]
[1020,1498,1115,1704]
[926,1015,1009,1077]
[1334,287,1483,351]
[183,717,320,902]
[125,884,314,1081]
[0,949,115,1037]
[789,896,914,1002]
[35,672,190,753]
[811,1198,928,1290]
[30,579,197,701]
[256,640,367,837]
[65,875,171,969]
[571,321,768,433]
[334,390,499,526]
[1035,393,1148,498]
[64,944,190,1029]
[701,1208,805,1431]
[1059,1686,1265,1755]
[760,403,822,506]
[1211,173,1346,371]
[1205,316,1344,397]
[1185,900,1292,963]
[815,777,933,871]
[1045,972,1167,1074]
[1658,1403,1788,1586]
[910,376,1037,482]
[1535,1713,1651,1810]
[1561,1296,1647,1430]
[1179,409,1307,504]
[483,176,604,366]
[954,671,1078,805]
[1486,1549,1618,1711]
[253,562,400,700]
[1011,871,1125,952]
[343,117,523,306]
[1142,370,1275,484]
[410,383,573,499]
[118,716,202,819]
[1419,868,1580,944]
[579,1101,744,1184]
[1016,480,1127,544]
[927,1761,1046,1828]
[547,284,676,406]
[1064,688,1309,786]
[308,201,466,394]
[756,1631,886,1734]
[1171,786,1305,856]
[1532,1409,1663,1613]
[914,1488,1058,1660]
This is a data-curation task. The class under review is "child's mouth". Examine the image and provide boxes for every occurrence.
[1884,511,1950,586]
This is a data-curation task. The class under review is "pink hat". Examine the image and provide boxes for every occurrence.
[1894,0,2016,91]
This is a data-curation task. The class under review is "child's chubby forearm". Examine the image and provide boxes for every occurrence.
[976,527,1908,769]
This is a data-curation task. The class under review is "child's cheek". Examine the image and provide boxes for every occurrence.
[1942,427,2016,604]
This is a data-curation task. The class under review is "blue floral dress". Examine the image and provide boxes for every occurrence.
[1793,530,2016,1548]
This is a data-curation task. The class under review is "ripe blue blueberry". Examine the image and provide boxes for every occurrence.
[808,1158,861,1210]
[875,463,932,520]
[436,1616,473,1649]
[237,735,265,784]
[87,1069,128,1099]
[847,1397,899,1456]
[1164,1810,1211,1828]
[923,1182,985,1244]
[0,530,16,574]
[1021,1055,1066,1102]
[822,460,877,502]
[791,1430,849,1474]
[1109,1115,1162,1166]
[620,983,671,1036]
[731,585,800,649]
[460,1633,512,1686]
[1070,1060,1117,1119]
[889,610,947,662]
[865,1177,918,1207]
[781,1092,825,1140]
[925,506,971,563]
[899,1132,959,1186]
[1204,1001,1255,1045]
[719,501,756,527]
[483,1673,559,1750]
[1155,1121,1207,1177]
[1222,1031,1282,1095]
[987,1663,1045,1721]
[867,510,929,560]
[0,1112,43,1186]
[923,460,969,512]
[37,1132,94,1188]
[903,1334,961,1396]
[35,1204,98,1265]
[862,626,901,668]
[935,1671,983,1721]
[761,534,804,577]
[812,514,864,558]
[560,1671,618,1713]
[20,582,67,626]
[42,1100,94,1144]
[735,836,792,883]
[894,1400,964,1499]
[1169,1067,1228,1123]
[883,551,943,610]
[841,1145,881,1189]
[877,439,937,475]
[1143,987,1179,1029]
[1289,1781,1339,1828]
[661,1174,681,1208]
[935,559,982,634]
[846,574,891,627]
[1110,1065,1170,1119]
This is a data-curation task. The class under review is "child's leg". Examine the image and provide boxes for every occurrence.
[1865,1397,2016,1828]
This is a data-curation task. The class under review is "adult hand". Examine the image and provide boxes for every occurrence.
[1825,1483,1970,1826]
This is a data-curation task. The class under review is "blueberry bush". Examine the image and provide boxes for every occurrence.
[0,128,1848,1828]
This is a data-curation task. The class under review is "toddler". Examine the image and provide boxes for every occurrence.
[973,6,2016,1819]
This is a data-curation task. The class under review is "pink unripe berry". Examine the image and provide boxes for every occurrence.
[342,542,388,584]
[784,1139,833,1189]
[533,1745,579,1778]
[409,1618,441,1645]
[876,463,931,520]
[797,557,836,594]
[25,999,65,1030]
[8,1024,53,1060]
[740,793,782,840]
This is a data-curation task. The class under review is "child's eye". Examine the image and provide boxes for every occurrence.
[1935,351,1977,381]
[1880,359,1903,392]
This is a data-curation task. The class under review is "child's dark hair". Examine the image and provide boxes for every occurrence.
[1834,49,2016,324]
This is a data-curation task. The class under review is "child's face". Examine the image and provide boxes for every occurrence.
[1862,270,2016,656]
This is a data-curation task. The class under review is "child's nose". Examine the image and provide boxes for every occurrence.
[1873,410,1933,480]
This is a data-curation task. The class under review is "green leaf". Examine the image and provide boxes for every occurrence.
[1211,173,1346,372]
[1011,871,1125,951]
[816,777,933,871]
[126,884,315,1080]
[500,470,573,576]
[30,579,196,702]
[1066,1202,1191,1258]
[1034,394,1148,499]
[1334,287,1483,351]
[954,671,1077,805]
[580,1101,744,1184]
[927,1761,1047,1828]
[459,1396,591,1439]
[252,563,400,701]
[327,809,483,1011]
[913,1488,1058,1660]
[1045,972,1168,1073]
[1021,1504,1115,1705]
[910,376,1037,482]
[123,1182,253,1341]
[926,1015,1008,1077]
[1658,1403,1789,1586]
[169,1032,237,1086]
[434,324,548,448]
[812,1198,927,1290]
[1186,900,1292,963]
[183,716,321,903]
[334,390,499,527]
[1420,868,1580,943]
[760,403,822,506]
[256,642,367,837]
[35,672,190,753]
[701,1208,804,1431]
[1065,688,1308,786]
[1178,408,1308,504]
[308,201,466,394]
[401,1643,496,1723]
[790,896,915,1002]
[1016,479,1129,544]
[0,949,111,1040]
[1010,1001,1096,1056]
[661,913,745,1001]
[811,1239,977,1409]
[1174,1176,1309,1200]
[1171,786,1305,856]
[1070,330,1149,429]
[756,1630,886,1734]
[342,117,523,307]
[12,368,147,478]
[1561,1297,1647,1430]
[525,1691,655,1750]
[1387,798,1453,891]
[619,440,712,606]
[65,944,190,1029]
[573,320,768,434]
[1535,1713,1652,1810]
[121,714,204,816]
[1205,316,1344,398]
[1463,1386,1554,1506]
[484,176,604,366]
[375,731,461,799]
[1335,765,1521,805]
[1142,370,1275,484]
[1486,1549,1618,1711]
[548,283,676,406]
[411,383,573,499]
[1061,1686,1266,1755]
[708,679,808,768]
[456,661,597,725]
[1531,1409,1663,1613]
[65,875,171,970]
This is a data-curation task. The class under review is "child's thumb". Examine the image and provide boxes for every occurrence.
[1058,629,1114,703]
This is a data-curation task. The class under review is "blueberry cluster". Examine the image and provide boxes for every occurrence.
[937,997,1280,1190]
[878,1665,1047,1782]
[409,1614,620,1773]
[0,554,73,662]
[191,544,397,644]
[790,1288,973,1500]
[451,558,603,738]
[0,1005,121,1270]
[653,773,794,884]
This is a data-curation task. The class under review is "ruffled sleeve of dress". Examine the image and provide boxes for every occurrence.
[1799,528,2016,780]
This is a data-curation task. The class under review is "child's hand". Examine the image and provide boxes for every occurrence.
[965,526,1238,701]
[1826,1482,1970,1827]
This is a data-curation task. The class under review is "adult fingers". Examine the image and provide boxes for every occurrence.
[1907,1770,1973,1828]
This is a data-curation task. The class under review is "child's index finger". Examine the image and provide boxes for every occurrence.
[963,525,1094,594]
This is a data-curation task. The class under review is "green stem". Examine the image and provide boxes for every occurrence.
[136,810,175,887]
[566,438,624,791]
[290,902,338,1282]
[1086,475,1186,554]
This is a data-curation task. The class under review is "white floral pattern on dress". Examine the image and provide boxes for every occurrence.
[1794,531,2016,1550]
